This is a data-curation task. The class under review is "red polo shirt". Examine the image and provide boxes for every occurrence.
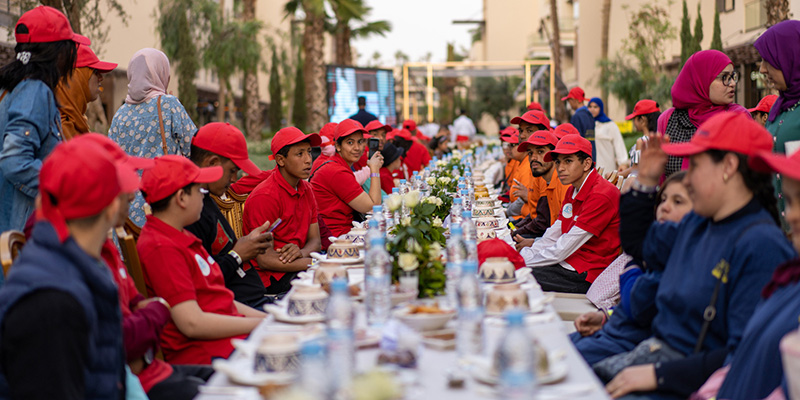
[243,167,318,287]
[557,170,621,282]
[311,153,364,237]
[100,240,172,392]
[379,167,396,194]
[137,215,245,365]
[402,140,431,173]
[230,169,273,195]
[311,154,332,178]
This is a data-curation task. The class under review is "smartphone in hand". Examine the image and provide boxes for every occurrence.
[368,138,381,159]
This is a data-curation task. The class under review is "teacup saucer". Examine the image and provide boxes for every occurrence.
[211,356,295,386]
[310,252,364,264]
[468,351,568,386]
[264,304,326,324]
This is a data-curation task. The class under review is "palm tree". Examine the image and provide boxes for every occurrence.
[285,0,328,130]
[330,0,391,66]
[600,0,611,106]
[242,0,262,139]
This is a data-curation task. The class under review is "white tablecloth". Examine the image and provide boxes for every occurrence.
[194,282,610,400]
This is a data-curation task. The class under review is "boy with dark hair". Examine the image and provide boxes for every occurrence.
[508,110,551,218]
[520,134,620,293]
[562,87,596,158]
[138,156,266,364]
[184,122,274,308]
[0,140,125,398]
[243,127,322,294]
[748,94,778,127]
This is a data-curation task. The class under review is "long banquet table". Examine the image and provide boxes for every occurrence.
[195,277,611,400]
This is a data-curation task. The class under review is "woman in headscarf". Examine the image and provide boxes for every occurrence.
[108,48,197,227]
[657,50,748,177]
[588,97,629,172]
[55,44,116,140]
[754,20,800,223]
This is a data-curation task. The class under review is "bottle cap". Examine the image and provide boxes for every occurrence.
[331,278,348,293]
[454,197,462,204]
[462,260,477,273]
[505,309,525,326]
[461,210,472,219]
[451,223,462,235]
[373,205,382,213]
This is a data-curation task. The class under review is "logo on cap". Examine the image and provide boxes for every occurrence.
[564,141,576,146]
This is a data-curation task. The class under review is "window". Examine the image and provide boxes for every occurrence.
[744,0,767,31]
[717,0,735,12]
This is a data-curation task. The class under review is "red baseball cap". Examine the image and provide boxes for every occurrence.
[527,101,544,112]
[750,150,800,181]
[553,123,579,139]
[501,132,520,145]
[15,6,90,46]
[478,239,526,270]
[192,122,261,176]
[140,155,223,203]
[748,94,778,113]
[415,131,431,141]
[270,126,321,160]
[333,119,367,140]
[390,129,414,141]
[510,110,552,130]
[365,120,392,133]
[561,87,588,102]
[39,140,120,242]
[76,45,116,72]
[544,134,593,162]
[402,120,417,131]
[625,99,661,120]
[518,130,559,152]
[72,133,153,193]
[661,112,773,158]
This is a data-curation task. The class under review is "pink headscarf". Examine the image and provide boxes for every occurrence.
[670,50,748,127]
[125,48,170,105]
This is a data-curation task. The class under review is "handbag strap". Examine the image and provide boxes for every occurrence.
[156,95,168,155]
[693,217,773,353]
[309,160,334,182]
[0,90,7,103]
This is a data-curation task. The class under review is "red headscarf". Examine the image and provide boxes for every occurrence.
[671,50,748,127]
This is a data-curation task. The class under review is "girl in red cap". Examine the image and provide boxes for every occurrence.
[0,6,83,233]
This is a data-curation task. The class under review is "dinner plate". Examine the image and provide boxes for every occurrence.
[211,356,295,386]
[468,352,568,386]
[264,304,326,324]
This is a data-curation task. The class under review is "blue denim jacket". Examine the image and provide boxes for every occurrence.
[0,80,62,232]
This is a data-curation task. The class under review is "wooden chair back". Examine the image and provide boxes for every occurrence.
[0,230,25,277]
[211,188,249,239]
[116,226,147,296]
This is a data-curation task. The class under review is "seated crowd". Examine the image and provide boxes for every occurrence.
[1,6,800,400]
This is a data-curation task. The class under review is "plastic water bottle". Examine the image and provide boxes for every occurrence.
[450,197,463,226]
[364,218,381,253]
[497,310,538,399]
[364,237,391,327]
[446,224,467,309]
[399,179,409,195]
[461,189,472,212]
[372,205,386,233]
[326,278,355,397]
[456,260,483,359]
[460,210,478,262]
[299,339,328,399]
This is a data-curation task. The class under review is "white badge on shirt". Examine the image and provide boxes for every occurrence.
[195,254,211,276]
[119,267,127,280]
[562,203,573,219]
[237,268,246,278]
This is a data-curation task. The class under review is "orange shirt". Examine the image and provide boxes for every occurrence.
[527,169,570,227]
[505,159,519,187]
[509,156,538,218]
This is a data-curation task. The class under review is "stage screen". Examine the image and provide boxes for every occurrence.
[327,66,396,126]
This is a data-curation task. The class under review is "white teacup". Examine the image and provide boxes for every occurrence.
[475,217,499,229]
[473,206,494,218]
[287,285,329,317]
[255,334,301,373]
[476,227,497,242]
[480,257,516,284]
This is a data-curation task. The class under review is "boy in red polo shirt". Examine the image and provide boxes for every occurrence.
[392,128,431,173]
[243,127,322,294]
[138,156,266,365]
[519,134,620,293]
[184,123,274,308]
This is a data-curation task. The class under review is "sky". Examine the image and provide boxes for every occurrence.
[351,0,484,67]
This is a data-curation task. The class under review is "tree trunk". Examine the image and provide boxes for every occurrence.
[217,82,227,122]
[242,0,262,139]
[340,25,353,66]
[303,13,327,130]
[549,0,566,123]
[600,0,611,106]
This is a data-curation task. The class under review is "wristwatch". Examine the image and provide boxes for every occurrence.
[228,250,243,265]
[631,178,658,194]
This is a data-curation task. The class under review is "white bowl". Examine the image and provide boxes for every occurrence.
[393,307,456,331]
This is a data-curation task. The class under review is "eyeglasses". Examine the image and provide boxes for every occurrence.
[716,71,739,86]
